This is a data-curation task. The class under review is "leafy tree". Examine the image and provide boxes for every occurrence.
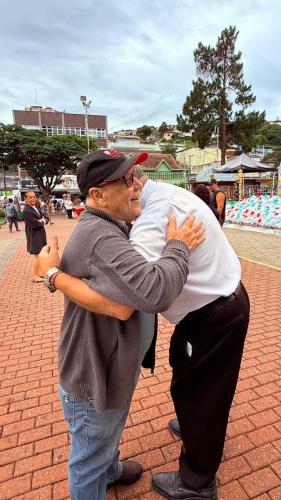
[179,26,256,163]
[228,110,266,152]
[144,126,158,143]
[262,147,281,167]
[177,78,217,149]
[0,125,13,192]
[0,124,20,164]
[258,123,281,147]
[0,124,96,198]
[136,125,153,141]
[160,144,177,159]
[18,134,91,196]
[158,122,169,138]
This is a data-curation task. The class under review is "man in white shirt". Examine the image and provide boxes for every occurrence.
[63,194,73,219]
[39,172,250,500]
[128,175,249,499]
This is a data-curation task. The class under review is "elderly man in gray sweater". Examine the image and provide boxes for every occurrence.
[40,149,204,500]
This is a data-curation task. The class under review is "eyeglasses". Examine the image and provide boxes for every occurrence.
[99,167,143,188]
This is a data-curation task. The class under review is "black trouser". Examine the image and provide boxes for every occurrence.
[7,217,19,232]
[169,281,250,489]
[66,209,72,219]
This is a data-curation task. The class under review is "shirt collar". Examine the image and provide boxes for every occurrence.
[84,205,129,237]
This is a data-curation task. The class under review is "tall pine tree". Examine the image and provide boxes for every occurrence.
[177,78,218,149]
[179,26,256,164]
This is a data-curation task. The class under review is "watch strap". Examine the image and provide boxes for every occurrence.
[43,267,61,293]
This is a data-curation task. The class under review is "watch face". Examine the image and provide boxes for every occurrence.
[46,267,60,278]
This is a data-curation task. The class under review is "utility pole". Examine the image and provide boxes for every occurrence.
[80,96,92,154]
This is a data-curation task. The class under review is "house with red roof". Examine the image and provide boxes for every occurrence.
[142,153,185,185]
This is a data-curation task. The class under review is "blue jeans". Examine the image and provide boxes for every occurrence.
[58,385,129,500]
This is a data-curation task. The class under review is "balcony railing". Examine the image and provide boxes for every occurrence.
[147,171,185,181]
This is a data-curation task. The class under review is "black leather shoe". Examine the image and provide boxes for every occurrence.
[108,460,143,488]
[152,471,218,499]
[169,418,182,438]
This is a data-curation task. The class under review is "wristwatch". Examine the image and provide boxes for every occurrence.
[43,267,62,293]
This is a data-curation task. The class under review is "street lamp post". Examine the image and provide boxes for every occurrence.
[80,96,92,154]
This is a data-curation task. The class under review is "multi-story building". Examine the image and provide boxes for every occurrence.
[13,106,108,148]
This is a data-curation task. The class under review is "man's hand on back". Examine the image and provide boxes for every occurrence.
[167,215,205,251]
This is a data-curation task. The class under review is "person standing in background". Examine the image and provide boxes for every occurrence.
[64,195,73,219]
[5,198,20,233]
[208,179,226,226]
[13,195,21,212]
[23,191,48,283]
[194,184,220,221]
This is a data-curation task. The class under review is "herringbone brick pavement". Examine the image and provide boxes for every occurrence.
[0,217,280,499]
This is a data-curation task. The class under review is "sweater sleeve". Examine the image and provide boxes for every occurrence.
[88,231,190,313]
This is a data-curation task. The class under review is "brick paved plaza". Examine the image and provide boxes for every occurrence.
[0,217,281,499]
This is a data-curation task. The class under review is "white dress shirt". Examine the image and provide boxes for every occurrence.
[32,205,40,215]
[64,199,73,210]
[130,180,241,324]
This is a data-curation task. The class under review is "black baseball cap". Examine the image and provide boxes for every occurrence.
[77,149,148,196]
[208,178,218,185]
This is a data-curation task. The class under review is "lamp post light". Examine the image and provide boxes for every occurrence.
[80,96,92,154]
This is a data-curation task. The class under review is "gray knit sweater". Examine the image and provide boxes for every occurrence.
[59,210,190,412]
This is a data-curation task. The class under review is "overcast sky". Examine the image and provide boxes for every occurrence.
[1,0,281,132]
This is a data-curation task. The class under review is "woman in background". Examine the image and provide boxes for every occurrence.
[194,184,220,221]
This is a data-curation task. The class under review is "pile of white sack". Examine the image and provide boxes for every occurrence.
[225,194,281,229]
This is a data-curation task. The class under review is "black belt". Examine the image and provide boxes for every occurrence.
[198,281,242,316]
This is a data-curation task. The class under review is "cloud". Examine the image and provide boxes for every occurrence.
[0,0,281,130]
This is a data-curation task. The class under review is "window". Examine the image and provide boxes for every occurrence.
[22,125,40,130]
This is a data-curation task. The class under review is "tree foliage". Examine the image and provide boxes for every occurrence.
[228,110,266,152]
[0,124,96,195]
[158,122,169,138]
[258,123,281,147]
[160,144,177,159]
[177,78,217,148]
[262,147,281,167]
[136,125,153,141]
[179,26,258,163]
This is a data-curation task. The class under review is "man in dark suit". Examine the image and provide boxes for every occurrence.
[23,191,48,282]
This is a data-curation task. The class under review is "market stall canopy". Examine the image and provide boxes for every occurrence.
[194,165,236,183]
[213,153,276,173]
